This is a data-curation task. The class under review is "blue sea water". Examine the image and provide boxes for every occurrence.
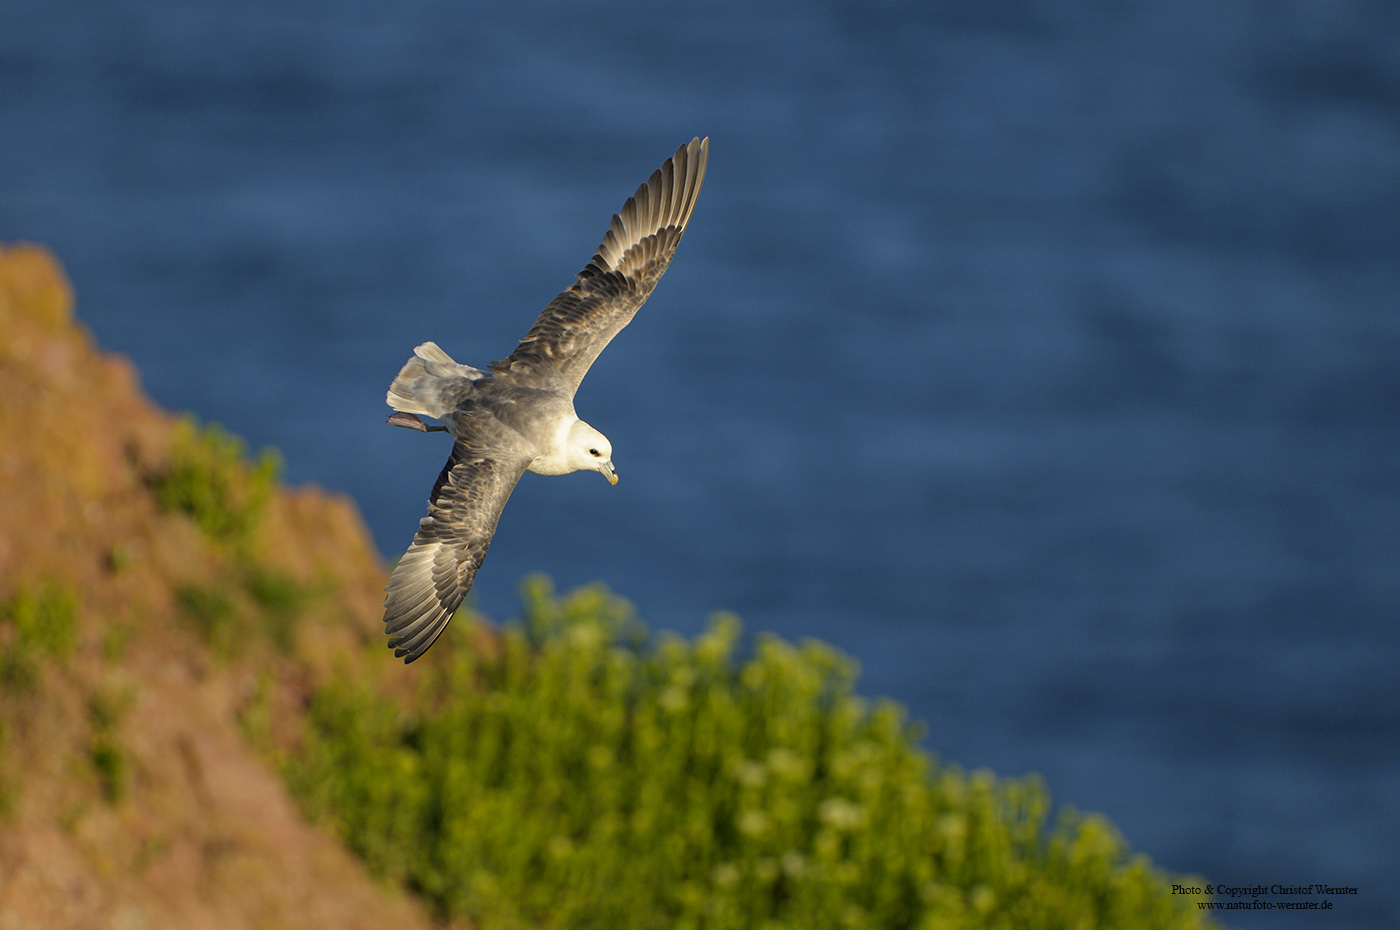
[3,2,1398,926]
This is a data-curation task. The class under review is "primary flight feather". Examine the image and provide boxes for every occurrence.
[382,137,709,662]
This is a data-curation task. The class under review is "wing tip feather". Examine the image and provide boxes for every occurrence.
[588,136,709,275]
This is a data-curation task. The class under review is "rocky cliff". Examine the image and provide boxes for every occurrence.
[0,244,452,929]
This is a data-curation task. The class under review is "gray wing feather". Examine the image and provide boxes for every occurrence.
[383,439,530,663]
[495,137,708,395]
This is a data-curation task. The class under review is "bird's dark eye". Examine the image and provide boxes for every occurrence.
[589,448,600,456]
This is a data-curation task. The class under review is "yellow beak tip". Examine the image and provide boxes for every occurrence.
[607,472,619,486]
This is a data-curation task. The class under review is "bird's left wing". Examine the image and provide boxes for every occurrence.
[495,137,708,395]
[383,440,531,662]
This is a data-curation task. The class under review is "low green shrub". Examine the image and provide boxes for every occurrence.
[174,567,312,658]
[243,566,311,652]
[286,578,1215,930]
[89,684,132,803]
[151,416,280,547]
[175,583,238,657]
[1,580,79,691]
[3,580,78,657]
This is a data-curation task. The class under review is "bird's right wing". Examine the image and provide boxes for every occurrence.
[383,440,530,663]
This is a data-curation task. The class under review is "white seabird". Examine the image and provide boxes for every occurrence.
[381,137,709,662]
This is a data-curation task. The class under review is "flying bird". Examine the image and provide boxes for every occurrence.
[381,137,709,662]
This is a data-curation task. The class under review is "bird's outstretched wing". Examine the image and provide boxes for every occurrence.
[383,440,530,663]
[495,136,708,395]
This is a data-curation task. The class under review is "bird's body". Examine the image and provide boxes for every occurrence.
[382,138,708,662]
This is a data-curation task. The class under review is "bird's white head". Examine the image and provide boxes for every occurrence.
[568,420,618,485]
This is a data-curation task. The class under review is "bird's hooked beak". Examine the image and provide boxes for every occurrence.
[600,461,619,486]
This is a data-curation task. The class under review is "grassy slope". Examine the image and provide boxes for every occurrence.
[0,244,455,930]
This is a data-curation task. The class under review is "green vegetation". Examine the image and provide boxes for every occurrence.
[236,670,279,755]
[155,417,314,657]
[0,581,134,806]
[88,683,133,803]
[286,578,1214,930]
[151,416,281,548]
[244,566,313,652]
[175,583,238,656]
[175,567,314,659]
[1,580,78,692]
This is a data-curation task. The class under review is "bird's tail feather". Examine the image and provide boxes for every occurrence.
[386,341,484,419]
